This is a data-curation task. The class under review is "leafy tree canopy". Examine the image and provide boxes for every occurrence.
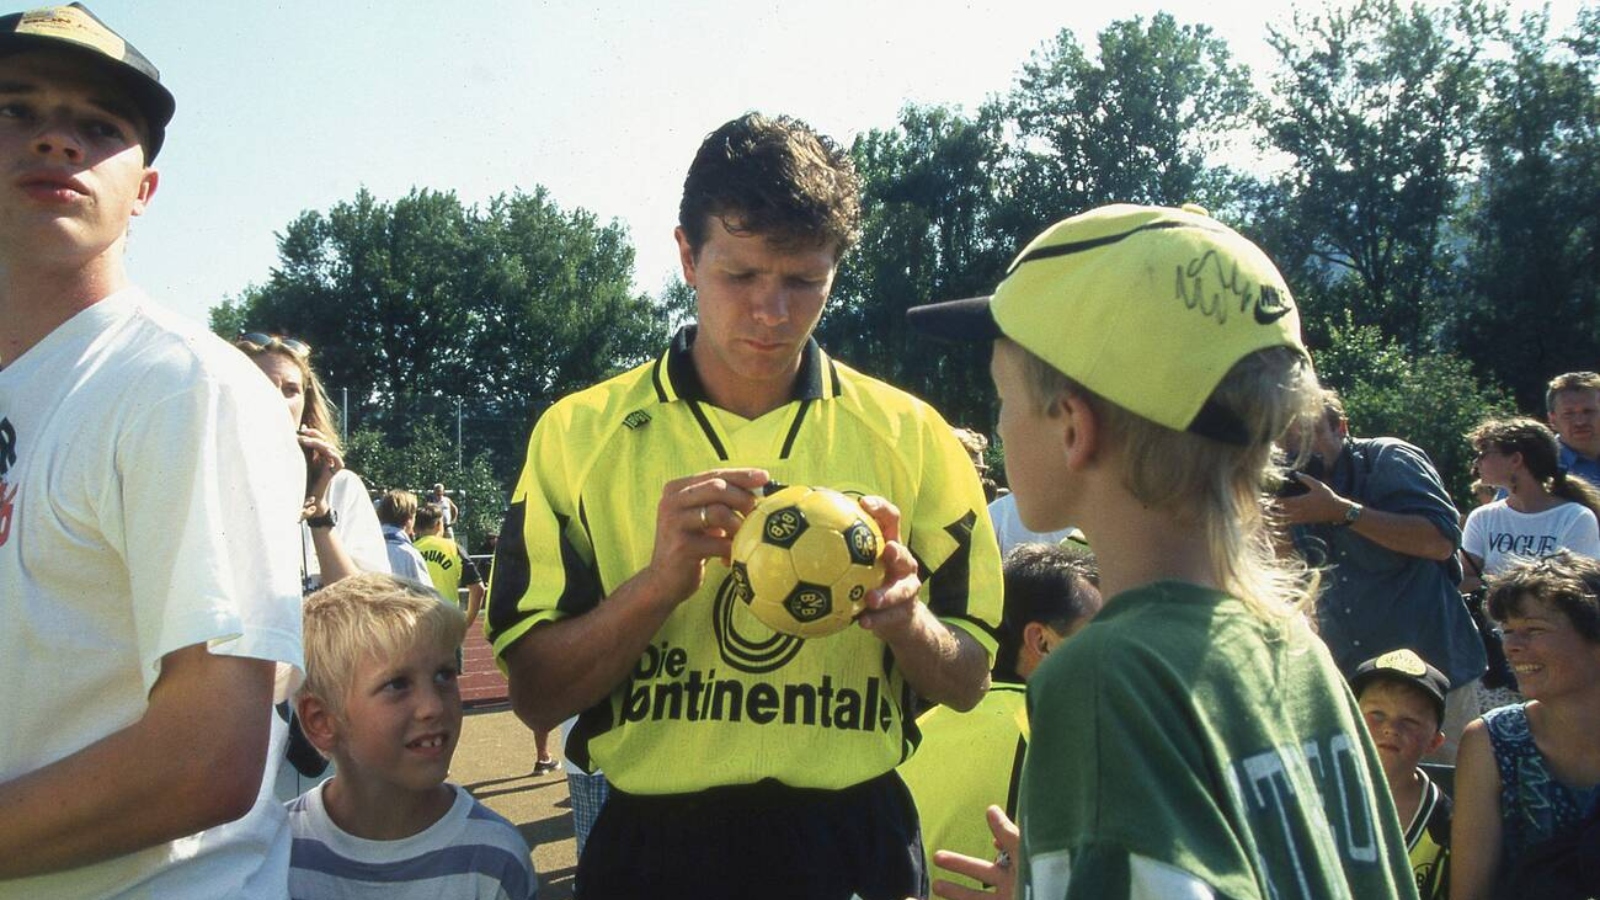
[212,187,668,484]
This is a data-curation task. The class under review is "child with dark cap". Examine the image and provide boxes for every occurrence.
[1352,649,1454,900]
[908,204,1416,898]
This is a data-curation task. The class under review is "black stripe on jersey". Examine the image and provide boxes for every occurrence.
[927,510,978,618]
[1005,733,1027,818]
[828,357,842,397]
[947,608,998,643]
[651,352,669,403]
[779,399,812,459]
[566,696,615,773]
[686,399,730,460]
[485,500,532,642]
[553,505,603,617]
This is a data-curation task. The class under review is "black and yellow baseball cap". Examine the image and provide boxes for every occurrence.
[1350,649,1449,722]
[906,204,1306,445]
[0,3,174,160]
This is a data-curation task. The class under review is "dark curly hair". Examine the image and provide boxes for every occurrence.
[1485,550,1600,644]
[678,112,861,258]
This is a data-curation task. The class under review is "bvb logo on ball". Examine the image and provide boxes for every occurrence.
[728,485,885,638]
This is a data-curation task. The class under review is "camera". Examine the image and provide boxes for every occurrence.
[1274,469,1310,498]
[1272,453,1326,499]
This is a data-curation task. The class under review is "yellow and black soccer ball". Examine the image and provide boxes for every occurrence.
[728,485,885,638]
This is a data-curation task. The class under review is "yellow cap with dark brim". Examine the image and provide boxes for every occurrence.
[0,4,174,160]
[907,204,1307,445]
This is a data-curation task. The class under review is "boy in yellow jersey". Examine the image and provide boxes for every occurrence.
[414,503,484,624]
[900,543,1101,894]
[1352,650,1454,900]
[909,204,1416,899]
[485,112,1003,900]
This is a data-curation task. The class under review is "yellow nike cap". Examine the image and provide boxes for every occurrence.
[907,203,1306,445]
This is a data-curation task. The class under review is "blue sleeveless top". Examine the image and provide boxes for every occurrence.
[1483,704,1600,887]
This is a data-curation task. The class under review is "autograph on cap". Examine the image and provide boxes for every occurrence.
[1175,249,1293,327]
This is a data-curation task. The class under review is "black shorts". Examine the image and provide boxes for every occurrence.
[574,770,926,900]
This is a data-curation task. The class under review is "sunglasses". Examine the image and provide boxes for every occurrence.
[236,332,312,358]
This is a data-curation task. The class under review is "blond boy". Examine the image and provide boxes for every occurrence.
[909,204,1417,898]
[1352,650,1453,900]
[288,574,536,899]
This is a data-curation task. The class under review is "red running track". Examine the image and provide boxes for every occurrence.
[460,622,510,708]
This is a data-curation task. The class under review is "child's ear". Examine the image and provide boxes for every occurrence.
[1059,391,1099,469]
[295,693,342,754]
[1426,730,1446,754]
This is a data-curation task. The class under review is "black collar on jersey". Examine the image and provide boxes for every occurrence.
[650,325,840,462]
[654,325,836,405]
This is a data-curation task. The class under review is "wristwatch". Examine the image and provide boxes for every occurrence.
[1336,503,1364,527]
[306,509,338,530]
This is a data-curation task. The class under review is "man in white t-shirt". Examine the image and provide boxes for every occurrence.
[0,6,303,897]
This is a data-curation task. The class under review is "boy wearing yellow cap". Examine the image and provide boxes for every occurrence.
[1352,649,1453,900]
[909,205,1416,898]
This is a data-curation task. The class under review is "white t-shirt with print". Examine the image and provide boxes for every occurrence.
[0,290,304,899]
[1463,499,1600,575]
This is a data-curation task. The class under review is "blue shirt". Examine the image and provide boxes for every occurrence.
[381,524,432,585]
[1291,437,1487,688]
[1557,441,1600,490]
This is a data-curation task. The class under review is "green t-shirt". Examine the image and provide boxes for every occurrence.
[1020,581,1417,899]
[898,682,1028,889]
[486,328,1003,795]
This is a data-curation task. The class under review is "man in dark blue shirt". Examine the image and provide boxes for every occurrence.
[1280,389,1485,763]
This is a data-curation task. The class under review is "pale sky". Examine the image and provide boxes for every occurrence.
[84,0,1577,326]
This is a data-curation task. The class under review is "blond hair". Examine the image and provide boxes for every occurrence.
[376,489,419,528]
[299,573,466,716]
[1013,340,1322,620]
[233,336,342,454]
[951,426,990,470]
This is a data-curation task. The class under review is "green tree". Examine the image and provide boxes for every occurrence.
[213,187,667,482]
[823,15,1257,436]
[1261,0,1497,350]
[1315,314,1515,503]
[1004,12,1255,240]
[344,417,504,552]
[1449,7,1600,409]
[823,103,1010,431]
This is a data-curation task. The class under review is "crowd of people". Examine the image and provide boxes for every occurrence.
[2,4,1597,900]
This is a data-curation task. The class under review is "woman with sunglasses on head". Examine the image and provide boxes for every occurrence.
[234,333,388,594]
[1460,418,1600,596]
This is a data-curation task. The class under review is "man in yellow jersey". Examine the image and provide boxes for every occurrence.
[486,112,1003,900]
[900,542,1101,894]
